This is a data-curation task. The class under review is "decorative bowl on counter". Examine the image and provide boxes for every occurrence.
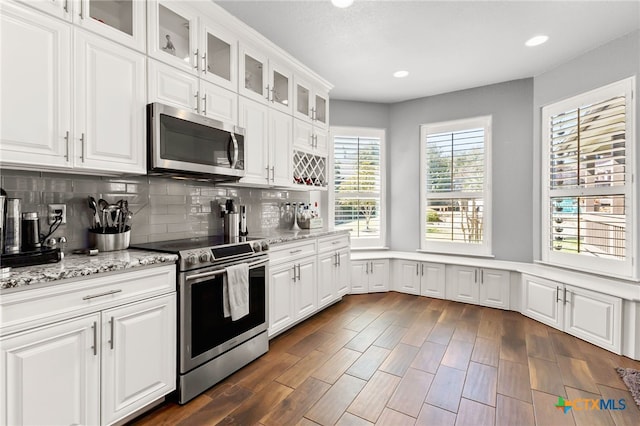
[88,227,131,252]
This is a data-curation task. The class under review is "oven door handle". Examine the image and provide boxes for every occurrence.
[185,258,268,281]
[186,269,226,281]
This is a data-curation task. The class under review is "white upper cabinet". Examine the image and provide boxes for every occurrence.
[199,17,237,91]
[1,2,72,169]
[147,0,198,74]
[293,75,328,129]
[18,0,146,52]
[74,29,146,173]
[239,42,294,114]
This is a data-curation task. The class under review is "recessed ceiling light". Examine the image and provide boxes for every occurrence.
[525,35,549,47]
[332,0,354,8]
[393,70,409,78]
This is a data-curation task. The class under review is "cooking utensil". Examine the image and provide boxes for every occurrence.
[88,196,101,230]
[98,199,109,233]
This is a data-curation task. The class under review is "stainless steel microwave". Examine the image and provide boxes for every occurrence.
[147,103,245,182]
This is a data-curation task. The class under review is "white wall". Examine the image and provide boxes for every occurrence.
[532,30,640,261]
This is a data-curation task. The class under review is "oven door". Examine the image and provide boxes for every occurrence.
[179,256,268,373]
[148,102,245,178]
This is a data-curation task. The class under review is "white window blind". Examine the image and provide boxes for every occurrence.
[420,116,492,255]
[332,128,385,247]
[542,78,635,278]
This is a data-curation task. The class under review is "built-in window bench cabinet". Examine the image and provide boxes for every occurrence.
[350,250,640,361]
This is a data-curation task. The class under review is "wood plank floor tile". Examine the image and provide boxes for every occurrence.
[379,343,420,377]
[236,352,300,392]
[500,334,528,364]
[316,328,358,356]
[305,374,367,426]
[460,304,483,322]
[131,393,213,426]
[347,371,401,423]
[415,404,457,426]
[427,322,456,345]
[531,390,576,426]
[287,330,335,358]
[425,365,466,413]
[260,377,331,426]
[455,398,495,426]
[526,333,556,362]
[375,408,416,426]
[597,384,640,426]
[452,319,479,343]
[584,355,629,390]
[344,324,387,352]
[276,350,332,389]
[549,331,587,360]
[556,355,600,394]
[336,412,374,426]
[400,309,441,347]
[437,302,465,323]
[411,341,448,374]
[346,345,391,381]
[524,317,551,337]
[496,394,535,426]
[297,417,321,426]
[345,312,380,332]
[462,362,498,406]
[497,359,532,403]
[477,318,503,341]
[387,368,434,418]
[529,357,567,397]
[471,336,500,367]
[565,386,615,426]
[373,324,408,349]
[312,347,361,385]
[216,381,293,426]
[441,339,475,371]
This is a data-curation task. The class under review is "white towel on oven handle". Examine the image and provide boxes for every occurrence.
[223,263,250,321]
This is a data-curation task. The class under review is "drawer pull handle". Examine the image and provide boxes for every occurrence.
[82,289,122,300]
[91,321,97,356]
[290,249,302,254]
[332,241,340,245]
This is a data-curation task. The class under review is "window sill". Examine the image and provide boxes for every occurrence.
[416,249,495,259]
[350,246,390,251]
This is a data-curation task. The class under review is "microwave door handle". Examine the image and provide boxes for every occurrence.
[228,132,239,168]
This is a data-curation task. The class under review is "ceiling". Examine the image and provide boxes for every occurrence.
[215,0,640,104]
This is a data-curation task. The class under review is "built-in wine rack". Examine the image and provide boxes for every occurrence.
[292,150,327,188]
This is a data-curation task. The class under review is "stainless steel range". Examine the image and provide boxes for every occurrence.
[131,235,269,404]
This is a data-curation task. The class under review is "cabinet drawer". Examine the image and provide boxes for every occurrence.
[0,265,176,336]
[269,240,317,265]
[317,234,350,253]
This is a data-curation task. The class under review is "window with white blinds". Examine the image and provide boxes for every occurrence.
[420,116,492,255]
[331,127,385,248]
[542,78,635,278]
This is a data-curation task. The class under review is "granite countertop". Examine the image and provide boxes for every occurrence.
[258,228,349,246]
[1,249,178,291]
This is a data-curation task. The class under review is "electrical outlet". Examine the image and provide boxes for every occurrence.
[48,204,67,225]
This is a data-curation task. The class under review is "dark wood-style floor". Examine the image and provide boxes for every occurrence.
[131,292,640,426]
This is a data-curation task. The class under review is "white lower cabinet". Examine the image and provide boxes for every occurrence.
[351,259,389,294]
[0,266,177,426]
[268,240,318,337]
[521,274,622,353]
[1,314,101,426]
[317,235,351,307]
[447,265,510,309]
[393,260,446,298]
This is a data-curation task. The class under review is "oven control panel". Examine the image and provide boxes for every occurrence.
[183,249,212,267]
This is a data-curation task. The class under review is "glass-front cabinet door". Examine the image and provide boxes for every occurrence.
[148,0,198,74]
[314,91,328,129]
[294,77,312,122]
[199,19,237,92]
[239,43,268,103]
[76,0,146,52]
[269,60,292,114]
[18,0,145,52]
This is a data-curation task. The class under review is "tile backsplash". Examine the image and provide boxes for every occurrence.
[1,170,322,251]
